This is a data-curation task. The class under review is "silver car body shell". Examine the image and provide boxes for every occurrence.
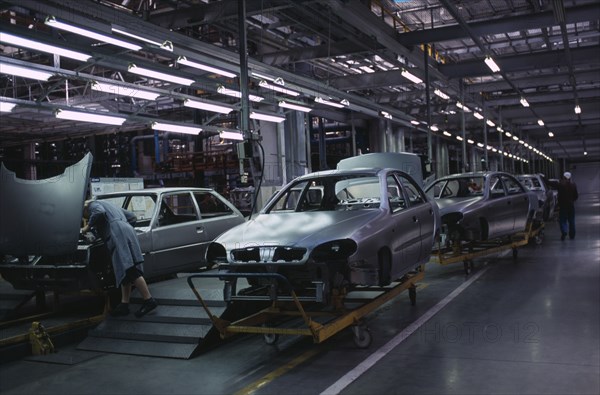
[516,174,556,220]
[425,171,536,242]
[96,187,245,280]
[209,168,440,287]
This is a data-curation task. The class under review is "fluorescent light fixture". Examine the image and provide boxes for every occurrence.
[0,99,16,112]
[128,64,194,86]
[258,80,300,96]
[380,111,392,120]
[250,111,285,123]
[456,101,471,112]
[45,17,141,51]
[151,121,202,135]
[183,98,234,114]
[91,81,160,101]
[401,68,423,84]
[467,139,475,144]
[486,119,495,127]
[55,109,126,125]
[505,131,512,138]
[574,105,581,114]
[112,26,173,51]
[410,120,420,126]
[219,130,244,141]
[315,96,344,108]
[520,97,529,107]
[430,125,439,131]
[178,56,236,78]
[0,61,54,81]
[278,101,312,112]
[0,32,91,62]
[477,142,484,148]
[548,131,554,137]
[251,72,277,81]
[217,85,264,102]
[484,56,500,72]
[473,112,484,120]
[537,119,545,126]
[456,135,463,141]
[434,89,450,100]
[512,135,519,141]
[443,131,452,137]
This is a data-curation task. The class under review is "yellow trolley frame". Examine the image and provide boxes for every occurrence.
[187,268,424,348]
[431,220,545,274]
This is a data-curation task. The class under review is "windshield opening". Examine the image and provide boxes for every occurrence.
[426,177,485,199]
[267,174,381,213]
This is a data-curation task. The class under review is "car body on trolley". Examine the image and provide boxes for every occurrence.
[207,167,440,303]
[424,171,537,245]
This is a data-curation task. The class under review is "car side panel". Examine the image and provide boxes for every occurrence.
[390,205,421,277]
[150,221,207,276]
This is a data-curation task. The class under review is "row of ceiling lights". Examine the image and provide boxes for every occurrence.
[0,15,569,161]
[0,16,361,138]
[403,55,555,163]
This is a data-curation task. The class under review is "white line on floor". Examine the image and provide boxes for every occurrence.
[320,265,491,395]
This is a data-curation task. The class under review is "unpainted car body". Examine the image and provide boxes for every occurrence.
[517,174,556,221]
[207,168,440,302]
[424,171,537,244]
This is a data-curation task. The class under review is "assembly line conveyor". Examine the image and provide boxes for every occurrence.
[431,220,545,274]
[187,268,425,349]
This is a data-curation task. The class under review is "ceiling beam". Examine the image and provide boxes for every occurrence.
[439,46,600,78]
[396,3,600,46]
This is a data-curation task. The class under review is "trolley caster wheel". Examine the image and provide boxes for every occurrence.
[512,248,518,260]
[263,332,280,345]
[535,231,544,245]
[463,260,473,275]
[408,286,416,306]
[352,325,372,349]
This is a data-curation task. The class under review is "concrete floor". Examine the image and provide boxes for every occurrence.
[1,193,598,395]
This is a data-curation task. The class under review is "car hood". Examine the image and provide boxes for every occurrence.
[215,209,382,248]
[434,196,482,216]
[0,153,93,257]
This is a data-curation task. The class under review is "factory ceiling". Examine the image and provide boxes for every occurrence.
[0,0,598,164]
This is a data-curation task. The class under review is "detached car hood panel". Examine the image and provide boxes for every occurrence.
[435,197,482,216]
[216,210,381,247]
[0,153,92,257]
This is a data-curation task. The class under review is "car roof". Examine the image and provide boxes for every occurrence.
[294,168,383,180]
[434,171,502,180]
[517,174,543,178]
[97,187,214,197]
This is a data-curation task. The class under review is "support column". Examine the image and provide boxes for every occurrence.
[396,128,405,152]
[460,80,467,172]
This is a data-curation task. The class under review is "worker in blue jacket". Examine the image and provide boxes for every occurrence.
[81,199,157,317]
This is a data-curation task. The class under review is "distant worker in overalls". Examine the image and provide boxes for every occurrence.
[557,172,579,241]
[81,199,158,317]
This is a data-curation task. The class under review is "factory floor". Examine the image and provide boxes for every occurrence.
[1,193,598,395]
